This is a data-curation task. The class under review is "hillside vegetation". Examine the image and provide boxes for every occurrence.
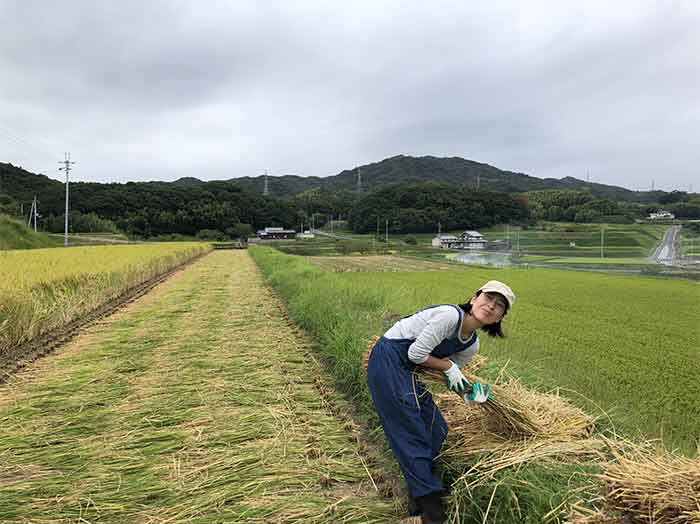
[0,215,60,249]
[2,159,698,240]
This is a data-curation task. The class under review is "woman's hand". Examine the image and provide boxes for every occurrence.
[443,361,471,394]
[465,382,492,403]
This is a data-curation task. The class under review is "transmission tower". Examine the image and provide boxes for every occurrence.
[58,152,75,246]
[356,167,362,192]
[263,169,269,196]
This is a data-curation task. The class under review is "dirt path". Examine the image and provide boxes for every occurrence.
[0,251,398,523]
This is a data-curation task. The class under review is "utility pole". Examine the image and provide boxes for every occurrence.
[58,152,75,246]
[385,219,388,244]
[27,198,34,228]
[356,167,362,192]
[27,195,39,232]
[600,226,605,259]
[33,196,38,232]
[263,169,269,196]
[476,174,480,190]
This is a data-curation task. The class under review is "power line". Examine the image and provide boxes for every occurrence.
[0,124,54,159]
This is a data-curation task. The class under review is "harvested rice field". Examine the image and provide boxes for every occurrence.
[307,255,459,272]
[0,251,398,523]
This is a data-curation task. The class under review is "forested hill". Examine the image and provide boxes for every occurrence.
[231,155,654,202]
[3,156,658,204]
[2,160,697,238]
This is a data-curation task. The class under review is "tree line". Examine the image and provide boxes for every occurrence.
[1,162,699,240]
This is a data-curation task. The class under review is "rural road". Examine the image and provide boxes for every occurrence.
[650,225,681,265]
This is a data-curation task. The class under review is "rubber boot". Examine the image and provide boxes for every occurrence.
[416,492,447,524]
[407,495,420,516]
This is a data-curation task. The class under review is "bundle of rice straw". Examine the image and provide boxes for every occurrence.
[568,440,700,524]
[363,337,596,443]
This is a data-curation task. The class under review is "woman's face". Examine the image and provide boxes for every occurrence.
[470,292,507,325]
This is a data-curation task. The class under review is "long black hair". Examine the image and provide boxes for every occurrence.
[458,290,508,338]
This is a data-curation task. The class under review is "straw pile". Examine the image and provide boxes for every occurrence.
[568,441,700,524]
[363,336,596,445]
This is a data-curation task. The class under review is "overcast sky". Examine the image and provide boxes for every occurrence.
[1,1,698,191]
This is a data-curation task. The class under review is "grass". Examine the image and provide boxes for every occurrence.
[250,245,699,522]
[274,223,671,271]
[0,243,210,354]
[249,246,699,454]
[680,229,700,257]
[519,255,657,265]
[0,251,398,523]
[0,215,63,250]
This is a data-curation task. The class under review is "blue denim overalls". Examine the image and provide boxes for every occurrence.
[366,305,477,497]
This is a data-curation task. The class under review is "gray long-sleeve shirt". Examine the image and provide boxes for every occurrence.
[383,305,479,367]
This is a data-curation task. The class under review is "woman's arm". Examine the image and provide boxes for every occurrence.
[419,355,453,372]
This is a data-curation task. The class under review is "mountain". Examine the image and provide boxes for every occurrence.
[1,156,662,204]
[228,155,656,202]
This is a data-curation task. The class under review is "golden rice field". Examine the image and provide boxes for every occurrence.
[0,243,210,355]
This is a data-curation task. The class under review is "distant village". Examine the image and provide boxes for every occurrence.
[253,227,513,251]
[252,208,677,248]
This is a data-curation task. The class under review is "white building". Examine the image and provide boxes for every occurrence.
[432,231,488,250]
[256,227,297,240]
[297,230,315,239]
[432,234,460,248]
[648,210,675,220]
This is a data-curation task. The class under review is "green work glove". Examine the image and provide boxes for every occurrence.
[465,382,492,404]
[443,361,470,394]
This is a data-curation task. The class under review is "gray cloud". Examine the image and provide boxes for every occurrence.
[1,0,698,191]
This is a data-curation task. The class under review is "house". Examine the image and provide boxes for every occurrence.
[256,227,297,240]
[432,235,460,248]
[647,210,675,220]
[461,230,487,249]
[432,231,488,250]
[297,230,315,239]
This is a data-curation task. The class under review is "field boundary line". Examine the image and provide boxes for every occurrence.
[256,274,405,502]
[0,250,211,383]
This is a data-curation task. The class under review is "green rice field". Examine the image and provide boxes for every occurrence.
[251,246,699,455]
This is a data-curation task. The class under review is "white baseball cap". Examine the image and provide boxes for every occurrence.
[477,280,516,309]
